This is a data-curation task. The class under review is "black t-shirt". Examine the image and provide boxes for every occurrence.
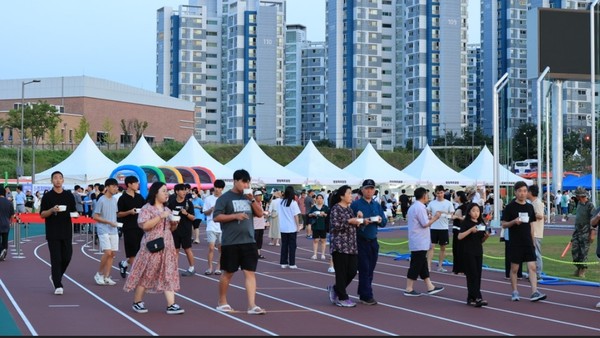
[168,198,194,231]
[117,192,146,230]
[40,189,76,241]
[399,194,410,208]
[459,218,485,256]
[502,200,536,248]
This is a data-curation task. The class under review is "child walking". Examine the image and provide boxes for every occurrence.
[457,203,490,307]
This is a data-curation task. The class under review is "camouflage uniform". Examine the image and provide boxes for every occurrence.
[571,200,596,273]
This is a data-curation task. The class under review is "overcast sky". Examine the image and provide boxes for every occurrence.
[0,0,479,90]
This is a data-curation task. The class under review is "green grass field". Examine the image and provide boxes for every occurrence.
[379,234,600,282]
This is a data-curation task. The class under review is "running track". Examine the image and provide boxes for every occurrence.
[0,224,599,336]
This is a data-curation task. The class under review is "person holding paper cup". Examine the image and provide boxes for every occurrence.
[117,175,146,279]
[457,203,490,307]
[501,181,546,302]
[92,178,121,286]
[350,179,387,306]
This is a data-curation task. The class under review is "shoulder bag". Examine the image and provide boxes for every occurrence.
[146,219,166,253]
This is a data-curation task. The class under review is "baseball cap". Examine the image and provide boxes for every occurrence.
[361,179,376,189]
[253,190,263,196]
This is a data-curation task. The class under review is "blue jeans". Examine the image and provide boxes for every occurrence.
[357,237,379,300]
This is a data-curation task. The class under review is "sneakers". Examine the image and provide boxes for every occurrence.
[596,301,600,308]
[360,298,378,305]
[530,291,547,302]
[289,265,298,269]
[54,287,63,295]
[427,286,444,295]
[327,285,337,304]
[311,254,317,260]
[281,264,288,269]
[0,248,6,261]
[166,303,185,315]
[436,267,448,273]
[94,273,107,285]
[132,301,148,314]
[335,298,356,307]
[181,269,195,277]
[511,290,520,301]
[403,290,421,297]
[327,266,335,273]
[104,276,116,286]
[119,260,128,278]
[321,254,326,260]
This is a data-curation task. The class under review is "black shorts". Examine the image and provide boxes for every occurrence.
[172,224,192,249]
[123,227,144,258]
[430,229,449,245]
[509,245,536,265]
[220,243,259,273]
[193,219,202,229]
[312,229,327,239]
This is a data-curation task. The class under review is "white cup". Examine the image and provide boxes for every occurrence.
[69,212,79,218]
[57,205,67,212]
[476,224,486,232]
[134,208,141,214]
[356,218,364,224]
[170,215,181,222]
[370,216,380,222]
[519,216,530,223]
[446,214,453,220]
[243,188,253,195]
[314,211,321,216]
[171,210,180,216]
[116,222,123,228]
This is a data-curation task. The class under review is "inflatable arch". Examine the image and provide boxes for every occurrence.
[191,166,216,190]
[109,164,149,198]
[174,166,201,189]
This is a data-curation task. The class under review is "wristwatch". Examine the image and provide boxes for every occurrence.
[251,199,256,203]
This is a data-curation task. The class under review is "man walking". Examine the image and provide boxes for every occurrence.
[93,178,120,286]
[426,185,455,272]
[203,180,225,275]
[350,179,387,305]
[40,171,77,295]
[213,169,266,315]
[527,185,545,280]
[0,188,15,261]
[168,183,197,277]
[501,181,546,302]
[116,176,146,278]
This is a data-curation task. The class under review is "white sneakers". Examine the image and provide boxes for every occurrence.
[54,287,63,295]
[94,273,116,286]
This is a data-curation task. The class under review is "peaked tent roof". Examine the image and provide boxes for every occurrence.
[117,136,165,167]
[343,143,418,185]
[166,135,235,181]
[402,144,475,186]
[460,146,533,186]
[285,140,362,186]
[225,138,306,185]
[36,133,117,185]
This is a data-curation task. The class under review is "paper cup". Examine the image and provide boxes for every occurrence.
[476,225,486,232]
[134,208,141,214]
[171,210,180,216]
[356,218,364,224]
[243,188,253,195]
[69,212,79,218]
[519,216,529,223]
[57,205,67,212]
[170,215,181,222]
[370,216,379,222]
[116,222,123,228]
[314,211,321,216]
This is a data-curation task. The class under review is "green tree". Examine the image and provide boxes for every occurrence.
[74,116,90,143]
[132,119,148,143]
[47,126,62,150]
[4,101,61,146]
[313,138,335,148]
[119,119,132,146]
[102,118,117,149]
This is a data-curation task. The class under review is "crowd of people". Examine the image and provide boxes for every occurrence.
[2,170,600,315]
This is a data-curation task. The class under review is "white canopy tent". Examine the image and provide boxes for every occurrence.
[460,146,533,186]
[36,133,117,185]
[343,143,418,186]
[117,136,165,166]
[402,144,475,186]
[285,140,362,186]
[166,135,235,181]
[225,137,306,185]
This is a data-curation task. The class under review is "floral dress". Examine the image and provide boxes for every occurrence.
[123,203,180,294]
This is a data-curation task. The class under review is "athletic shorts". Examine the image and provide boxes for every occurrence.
[98,233,119,252]
[430,229,449,246]
[220,243,258,273]
[509,245,536,265]
[312,229,327,239]
[206,231,222,245]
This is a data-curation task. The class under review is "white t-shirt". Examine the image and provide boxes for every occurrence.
[426,198,455,230]
[203,194,221,233]
[278,199,301,233]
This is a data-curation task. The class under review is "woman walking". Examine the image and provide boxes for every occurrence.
[278,186,301,269]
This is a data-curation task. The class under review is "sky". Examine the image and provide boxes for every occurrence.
[1,0,479,91]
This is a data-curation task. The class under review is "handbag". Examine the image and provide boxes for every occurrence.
[146,237,164,253]
[146,217,166,253]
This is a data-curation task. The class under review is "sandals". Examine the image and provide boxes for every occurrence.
[247,306,266,315]
[216,304,234,313]
[204,269,213,275]
[214,270,222,275]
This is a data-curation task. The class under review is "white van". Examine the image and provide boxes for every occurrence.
[513,159,538,175]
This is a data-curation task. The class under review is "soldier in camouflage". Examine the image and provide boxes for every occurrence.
[571,187,598,278]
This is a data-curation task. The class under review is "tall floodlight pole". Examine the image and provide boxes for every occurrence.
[19,80,41,180]
[493,72,509,230]
[591,1,599,206]
[536,66,550,189]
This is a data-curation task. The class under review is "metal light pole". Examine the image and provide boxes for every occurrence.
[19,80,41,180]
[524,132,529,159]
